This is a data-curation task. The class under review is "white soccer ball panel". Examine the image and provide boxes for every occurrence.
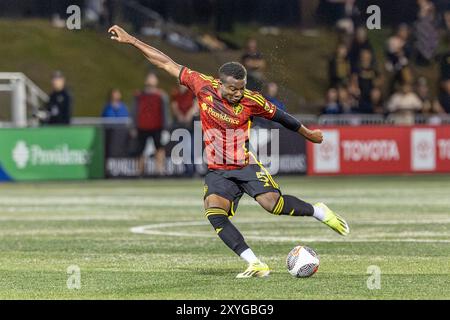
[286,246,319,277]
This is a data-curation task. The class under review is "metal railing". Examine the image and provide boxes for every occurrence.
[68,114,450,127]
[0,73,48,128]
[71,117,132,126]
[293,114,450,126]
[317,114,390,125]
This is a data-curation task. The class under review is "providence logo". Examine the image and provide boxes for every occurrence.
[12,140,92,169]
[12,141,30,169]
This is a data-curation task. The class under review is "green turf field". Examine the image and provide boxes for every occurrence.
[0,176,449,299]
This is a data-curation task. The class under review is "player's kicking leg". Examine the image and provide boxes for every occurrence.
[246,157,349,235]
[204,194,270,278]
[256,192,350,236]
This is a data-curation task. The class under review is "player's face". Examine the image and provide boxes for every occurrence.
[219,76,246,104]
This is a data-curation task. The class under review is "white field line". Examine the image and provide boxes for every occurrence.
[130,219,450,243]
[0,216,450,224]
[1,196,450,206]
[0,216,141,221]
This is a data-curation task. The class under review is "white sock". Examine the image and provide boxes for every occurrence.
[240,248,260,264]
[313,205,326,221]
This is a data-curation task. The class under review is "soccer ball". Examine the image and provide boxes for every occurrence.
[286,245,320,278]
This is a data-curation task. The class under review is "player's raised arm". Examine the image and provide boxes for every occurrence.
[108,25,182,78]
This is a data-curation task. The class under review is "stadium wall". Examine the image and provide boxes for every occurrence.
[1,125,449,181]
[307,125,450,175]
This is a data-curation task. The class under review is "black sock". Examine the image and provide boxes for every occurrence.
[271,195,314,216]
[206,208,249,256]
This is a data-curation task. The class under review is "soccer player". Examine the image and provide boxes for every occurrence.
[109,25,350,278]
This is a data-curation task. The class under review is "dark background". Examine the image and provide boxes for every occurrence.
[3,0,448,28]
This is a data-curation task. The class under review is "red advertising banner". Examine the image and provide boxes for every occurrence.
[307,125,450,175]
[436,126,450,172]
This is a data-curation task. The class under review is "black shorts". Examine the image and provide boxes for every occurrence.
[137,129,163,154]
[204,164,280,216]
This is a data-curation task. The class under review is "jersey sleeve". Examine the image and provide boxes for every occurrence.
[178,66,213,95]
[246,91,277,120]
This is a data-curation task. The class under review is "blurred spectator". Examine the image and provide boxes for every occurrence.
[241,38,266,91]
[329,43,351,87]
[322,88,341,114]
[440,50,450,81]
[264,82,286,111]
[101,89,129,118]
[392,65,415,90]
[444,10,450,35]
[85,0,106,27]
[369,88,385,115]
[385,24,412,73]
[385,24,414,92]
[436,79,450,113]
[337,85,358,113]
[386,84,423,124]
[335,0,361,35]
[171,84,196,129]
[84,0,116,28]
[415,77,434,114]
[414,0,440,66]
[50,0,73,28]
[348,26,375,69]
[44,71,72,125]
[415,77,444,115]
[357,87,385,115]
[351,49,380,113]
[133,73,169,176]
[171,84,196,176]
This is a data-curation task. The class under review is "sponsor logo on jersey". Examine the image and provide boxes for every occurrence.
[206,106,240,125]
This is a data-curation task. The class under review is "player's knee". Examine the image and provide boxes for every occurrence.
[204,194,231,213]
[204,196,230,229]
[256,192,280,213]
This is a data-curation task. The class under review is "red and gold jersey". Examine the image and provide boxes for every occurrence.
[179,66,277,170]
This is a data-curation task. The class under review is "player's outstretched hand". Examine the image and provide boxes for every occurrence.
[299,125,323,144]
[308,129,323,144]
[108,25,134,44]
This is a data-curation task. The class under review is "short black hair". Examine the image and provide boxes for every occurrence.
[218,62,247,81]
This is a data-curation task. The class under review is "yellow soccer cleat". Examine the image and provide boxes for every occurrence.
[315,202,350,236]
[236,261,270,279]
